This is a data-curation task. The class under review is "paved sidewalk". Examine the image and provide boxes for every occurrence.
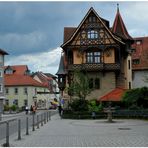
[1,114,148,147]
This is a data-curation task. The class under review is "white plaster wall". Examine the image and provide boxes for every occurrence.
[133,70,148,88]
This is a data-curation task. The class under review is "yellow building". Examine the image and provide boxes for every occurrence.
[4,65,50,109]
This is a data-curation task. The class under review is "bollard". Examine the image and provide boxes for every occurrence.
[0,112,2,121]
[37,115,39,129]
[18,119,21,140]
[26,117,29,135]
[49,111,51,120]
[44,113,46,124]
[41,114,43,126]
[5,121,9,147]
[47,112,48,122]
[32,114,35,131]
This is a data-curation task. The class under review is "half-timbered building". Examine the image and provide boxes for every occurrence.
[57,7,134,102]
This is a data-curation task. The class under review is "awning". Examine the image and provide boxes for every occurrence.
[98,88,126,102]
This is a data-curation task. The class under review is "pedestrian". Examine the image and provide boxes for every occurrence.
[25,106,29,114]
[30,105,33,114]
[58,105,62,116]
[92,111,96,119]
[33,106,36,114]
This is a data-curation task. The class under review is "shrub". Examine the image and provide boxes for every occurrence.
[4,105,10,111]
[69,99,89,111]
[88,100,103,112]
[10,105,17,111]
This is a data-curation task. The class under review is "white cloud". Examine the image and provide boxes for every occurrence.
[5,47,62,75]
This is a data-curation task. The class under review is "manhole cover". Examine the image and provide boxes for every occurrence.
[118,127,131,130]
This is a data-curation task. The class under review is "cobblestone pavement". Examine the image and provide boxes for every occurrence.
[1,114,148,147]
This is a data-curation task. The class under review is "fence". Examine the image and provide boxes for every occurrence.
[0,111,51,147]
[62,109,148,119]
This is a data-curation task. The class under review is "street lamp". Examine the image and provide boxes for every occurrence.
[56,53,67,115]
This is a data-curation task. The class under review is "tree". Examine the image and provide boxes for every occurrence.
[68,71,91,100]
[122,87,148,108]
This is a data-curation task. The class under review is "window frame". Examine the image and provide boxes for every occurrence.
[86,51,101,63]
[14,88,18,95]
[87,30,98,39]
[5,88,9,94]
[24,87,28,95]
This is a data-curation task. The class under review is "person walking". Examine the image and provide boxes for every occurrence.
[25,106,29,114]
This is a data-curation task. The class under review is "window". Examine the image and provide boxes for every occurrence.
[0,69,3,77]
[88,16,96,22]
[14,88,18,95]
[132,59,140,65]
[136,40,142,45]
[88,30,98,39]
[89,78,100,89]
[24,88,28,95]
[13,99,18,106]
[5,88,9,94]
[5,69,13,74]
[89,78,93,89]
[86,52,101,63]
[129,82,131,89]
[0,84,3,92]
[5,99,9,106]
[95,78,100,89]
[128,60,131,70]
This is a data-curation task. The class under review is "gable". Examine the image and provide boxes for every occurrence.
[61,7,124,48]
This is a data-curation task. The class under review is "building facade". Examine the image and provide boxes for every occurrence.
[0,49,8,117]
[32,71,59,106]
[4,65,50,109]
[57,7,133,102]
[132,37,148,88]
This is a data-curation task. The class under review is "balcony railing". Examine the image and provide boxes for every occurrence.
[67,63,120,71]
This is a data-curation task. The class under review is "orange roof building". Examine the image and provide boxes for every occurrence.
[4,65,50,109]
[99,88,126,102]
[132,37,148,88]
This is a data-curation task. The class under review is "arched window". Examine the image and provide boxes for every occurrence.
[87,30,98,39]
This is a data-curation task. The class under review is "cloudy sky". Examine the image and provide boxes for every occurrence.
[0,1,148,75]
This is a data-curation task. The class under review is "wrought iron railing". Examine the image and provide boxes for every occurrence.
[68,63,120,71]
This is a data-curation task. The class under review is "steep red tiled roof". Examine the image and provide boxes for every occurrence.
[98,88,126,102]
[34,72,52,87]
[64,27,76,43]
[4,65,28,75]
[112,8,133,41]
[4,75,46,87]
[4,65,47,87]
[132,37,148,70]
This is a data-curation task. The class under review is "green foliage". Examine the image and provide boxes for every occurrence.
[69,99,89,112]
[10,105,17,111]
[122,87,148,108]
[68,71,91,100]
[4,105,10,111]
[88,100,103,112]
